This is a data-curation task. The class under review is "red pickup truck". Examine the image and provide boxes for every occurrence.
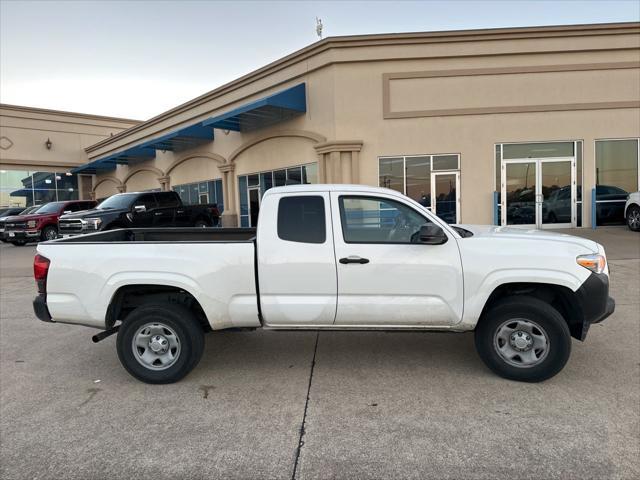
[3,200,96,246]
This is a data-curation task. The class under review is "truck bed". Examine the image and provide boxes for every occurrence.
[57,227,256,243]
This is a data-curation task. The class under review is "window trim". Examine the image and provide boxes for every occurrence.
[338,194,438,245]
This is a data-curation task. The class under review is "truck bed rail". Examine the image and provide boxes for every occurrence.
[56,227,256,243]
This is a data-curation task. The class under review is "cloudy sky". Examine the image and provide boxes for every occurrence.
[1,0,638,120]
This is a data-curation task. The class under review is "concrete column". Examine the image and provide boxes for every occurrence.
[351,150,360,183]
[218,163,237,226]
[317,153,327,183]
[117,184,126,193]
[341,152,352,184]
[314,141,363,185]
[328,151,339,183]
[157,176,171,191]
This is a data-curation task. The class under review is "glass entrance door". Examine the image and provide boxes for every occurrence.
[540,159,574,228]
[431,171,460,223]
[501,158,575,228]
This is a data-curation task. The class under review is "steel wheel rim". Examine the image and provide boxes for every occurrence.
[493,318,550,368]
[132,322,181,371]
[629,209,640,229]
[45,229,57,240]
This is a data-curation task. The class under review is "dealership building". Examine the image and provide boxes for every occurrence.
[1,22,639,228]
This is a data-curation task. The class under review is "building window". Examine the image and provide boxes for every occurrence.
[238,162,317,227]
[0,170,79,208]
[595,138,639,225]
[379,154,460,223]
[172,179,224,211]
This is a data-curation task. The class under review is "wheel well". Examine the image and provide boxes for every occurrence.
[106,285,211,332]
[480,282,584,340]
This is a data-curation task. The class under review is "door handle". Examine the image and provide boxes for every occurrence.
[154,212,163,216]
[339,256,370,264]
[177,210,184,214]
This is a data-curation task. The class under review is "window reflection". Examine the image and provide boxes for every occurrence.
[339,196,434,244]
[0,169,79,207]
[405,157,430,207]
[595,139,639,225]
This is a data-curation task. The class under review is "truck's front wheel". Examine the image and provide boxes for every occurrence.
[116,304,205,384]
[474,296,571,382]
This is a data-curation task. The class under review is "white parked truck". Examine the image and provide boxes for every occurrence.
[33,185,615,384]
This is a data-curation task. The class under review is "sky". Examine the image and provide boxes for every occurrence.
[1,0,639,120]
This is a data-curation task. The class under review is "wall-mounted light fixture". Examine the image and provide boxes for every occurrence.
[45,138,52,150]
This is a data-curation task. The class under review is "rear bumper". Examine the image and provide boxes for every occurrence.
[575,272,615,340]
[33,294,53,323]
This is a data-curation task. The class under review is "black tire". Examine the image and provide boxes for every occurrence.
[474,295,571,382]
[41,225,58,241]
[194,219,209,228]
[10,240,27,246]
[626,205,640,232]
[116,303,205,384]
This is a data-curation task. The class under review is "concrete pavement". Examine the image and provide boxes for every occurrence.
[0,228,638,479]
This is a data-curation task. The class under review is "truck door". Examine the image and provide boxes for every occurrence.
[330,192,463,326]
[131,193,156,228]
[153,192,179,227]
[257,192,337,326]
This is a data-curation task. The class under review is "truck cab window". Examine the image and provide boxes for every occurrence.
[339,196,433,244]
[277,196,326,243]
[155,192,180,208]
[134,194,157,210]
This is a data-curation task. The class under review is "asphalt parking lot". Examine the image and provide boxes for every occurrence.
[1,228,639,480]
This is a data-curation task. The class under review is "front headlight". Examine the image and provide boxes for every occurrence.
[85,218,102,229]
[576,254,606,274]
[27,220,37,228]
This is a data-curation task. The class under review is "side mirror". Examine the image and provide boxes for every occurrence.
[133,205,146,213]
[419,224,448,245]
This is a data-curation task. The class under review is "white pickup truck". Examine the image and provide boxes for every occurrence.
[32,185,615,384]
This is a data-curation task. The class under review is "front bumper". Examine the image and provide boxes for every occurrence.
[33,294,53,323]
[5,230,40,241]
[575,272,615,340]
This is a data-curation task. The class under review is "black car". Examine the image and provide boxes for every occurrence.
[58,191,220,236]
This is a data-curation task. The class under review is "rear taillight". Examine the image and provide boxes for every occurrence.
[34,254,50,294]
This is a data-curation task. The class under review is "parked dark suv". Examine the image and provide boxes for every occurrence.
[58,191,219,236]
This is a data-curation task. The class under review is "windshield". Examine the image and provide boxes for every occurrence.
[33,202,65,214]
[96,193,136,210]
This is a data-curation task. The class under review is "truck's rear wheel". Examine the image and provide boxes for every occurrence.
[116,304,205,384]
[474,296,571,382]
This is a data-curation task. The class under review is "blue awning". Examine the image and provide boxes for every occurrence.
[202,83,306,132]
[72,146,156,174]
[138,123,214,152]
[74,83,305,175]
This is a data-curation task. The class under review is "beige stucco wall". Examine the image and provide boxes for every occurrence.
[87,23,640,226]
[0,105,138,171]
